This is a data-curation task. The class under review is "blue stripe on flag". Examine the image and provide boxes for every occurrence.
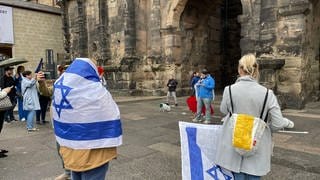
[54,119,122,141]
[186,127,204,180]
[65,59,100,82]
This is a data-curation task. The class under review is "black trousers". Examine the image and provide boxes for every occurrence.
[36,95,50,122]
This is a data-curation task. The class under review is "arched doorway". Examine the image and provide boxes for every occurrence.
[167,0,243,90]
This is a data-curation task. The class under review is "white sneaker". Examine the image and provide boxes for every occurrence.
[21,118,26,122]
[55,173,71,180]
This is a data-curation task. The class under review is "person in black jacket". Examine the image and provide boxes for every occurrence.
[0,66,17,122]
[166,75,178,106]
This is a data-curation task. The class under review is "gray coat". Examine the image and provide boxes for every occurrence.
[215,76,291,176]
[22,77,40,111]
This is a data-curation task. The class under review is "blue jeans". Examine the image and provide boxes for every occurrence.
[71,162,109,180]
[233,172,261,180]
[26,110,36,129]
[195,98,212,121]
[17,97,27,120]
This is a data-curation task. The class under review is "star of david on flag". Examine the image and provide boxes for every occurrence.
[179,122,234,180]
[52,58,122,150]
[53,76,73,118]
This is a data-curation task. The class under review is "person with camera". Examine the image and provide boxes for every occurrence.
[21,71,40,132]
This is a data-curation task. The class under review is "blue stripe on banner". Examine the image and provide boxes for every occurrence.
[65,59,100,82]
[54,119,122,141]
[186,127,204,180]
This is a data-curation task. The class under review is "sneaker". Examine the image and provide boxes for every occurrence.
[42,120,49,124]
[55,173,71,180]
[36,121,41,125]
[203,120,211,124]
[192,117,202,123]
[21,118,26,122]
[27,128,39,132]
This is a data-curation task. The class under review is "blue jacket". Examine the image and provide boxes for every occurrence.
[196,75,215,99]
[190,76,200,87]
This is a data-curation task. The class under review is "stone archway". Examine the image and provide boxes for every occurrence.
[165,0,245,90]
[166,0,188,28]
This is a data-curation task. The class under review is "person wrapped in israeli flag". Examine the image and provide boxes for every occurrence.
[179,121,233,180]
[52,58,122,178]
[52,58,122,149]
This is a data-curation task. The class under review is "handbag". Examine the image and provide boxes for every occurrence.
[0,95,14,111]
[228,86,269,157]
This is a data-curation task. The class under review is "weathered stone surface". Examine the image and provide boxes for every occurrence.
[58,0,319,109]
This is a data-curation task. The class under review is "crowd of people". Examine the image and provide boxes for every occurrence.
[0,54,296,180]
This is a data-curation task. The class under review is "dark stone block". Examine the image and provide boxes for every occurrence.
[260,8,278,22]
[282,35,302,45]
[277,44,302,55]
[278,3,310,16]
[277,93,305,109]
[240,38,255,53]
[129,81,136,89]
[261,0,279,8]
[257,58,285,69]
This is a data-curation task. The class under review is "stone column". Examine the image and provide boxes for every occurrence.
[148,0,161,58]
[123,0,136,57]
[77,0,88,57]
[238,0,262,54]
[98,0,110,65]
[57,0,71,54]
[275,1,311,109]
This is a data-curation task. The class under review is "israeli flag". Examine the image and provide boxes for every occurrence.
[179,122,234,180]
[52,58,122,149]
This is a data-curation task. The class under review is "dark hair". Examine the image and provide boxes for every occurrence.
[17,66,25,73]
[201,69,209,75]
[22,70,32,77]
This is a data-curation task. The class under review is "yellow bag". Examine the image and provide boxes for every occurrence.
[228,86,269,156]
[230,113,267,156]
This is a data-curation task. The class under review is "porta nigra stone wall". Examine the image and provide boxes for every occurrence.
[58,0,319,109]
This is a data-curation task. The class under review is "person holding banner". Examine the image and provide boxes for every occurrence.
[215,54,294,180]
[52,58,122,180]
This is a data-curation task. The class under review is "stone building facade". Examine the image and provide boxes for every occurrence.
[58,0,319,109]
[0,0,63,71]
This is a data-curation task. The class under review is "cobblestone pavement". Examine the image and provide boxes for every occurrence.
[0,96,319,180]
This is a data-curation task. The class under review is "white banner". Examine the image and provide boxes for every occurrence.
[0,5,14,44]
[179,121,234,180]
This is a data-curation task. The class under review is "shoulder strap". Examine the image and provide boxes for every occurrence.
[23,87,29,96]
[228,86,234,114]
[260,88,269,122]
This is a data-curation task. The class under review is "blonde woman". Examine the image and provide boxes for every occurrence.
[215,54,294,179]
